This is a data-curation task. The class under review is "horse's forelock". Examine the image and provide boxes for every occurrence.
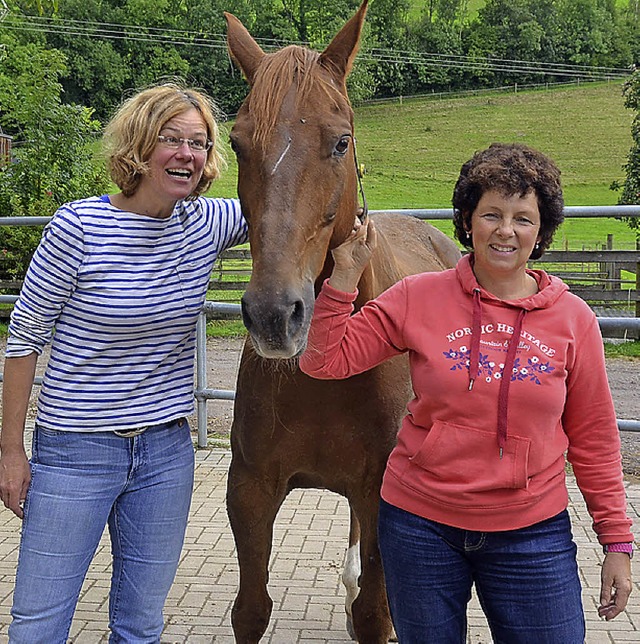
[247,46,345,149]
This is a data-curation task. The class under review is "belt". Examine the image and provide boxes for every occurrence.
[113,418,185,438]
[113,426,149,438]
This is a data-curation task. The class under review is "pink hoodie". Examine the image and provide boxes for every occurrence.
[299,254,633,543]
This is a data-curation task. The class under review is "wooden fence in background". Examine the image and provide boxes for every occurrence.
[209,244,640,317]
[1,209,639,318]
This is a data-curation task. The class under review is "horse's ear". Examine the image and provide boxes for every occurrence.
[319,0,368,81]
[225,12,266,86]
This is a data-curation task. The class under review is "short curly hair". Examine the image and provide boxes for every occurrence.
[103,81,226,198]
[452,143,564,260]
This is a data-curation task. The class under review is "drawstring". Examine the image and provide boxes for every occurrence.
[497,309,527,458]
[467,287,527,459]
[468,289,482,391]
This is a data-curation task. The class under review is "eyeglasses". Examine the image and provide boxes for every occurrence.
[157,135,213,152]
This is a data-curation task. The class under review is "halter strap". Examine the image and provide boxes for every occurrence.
[352,136,368,223]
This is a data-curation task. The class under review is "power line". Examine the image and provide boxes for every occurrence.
[368,47,629,74]
[362,51,627,79]
[1,14,631,80]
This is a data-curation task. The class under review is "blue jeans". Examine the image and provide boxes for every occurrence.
[378,500,585,644]
[9,418,195,644]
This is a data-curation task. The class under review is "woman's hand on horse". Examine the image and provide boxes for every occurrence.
[329,218,377,293]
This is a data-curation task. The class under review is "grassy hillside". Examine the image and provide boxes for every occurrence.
[354,82,631,209]
[212,81,636,250]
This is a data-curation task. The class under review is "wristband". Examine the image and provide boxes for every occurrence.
[603,543,634,558]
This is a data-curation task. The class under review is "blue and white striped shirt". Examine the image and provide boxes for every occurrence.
[7,195,248,432]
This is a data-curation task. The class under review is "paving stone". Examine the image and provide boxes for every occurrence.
[0,448,637,643]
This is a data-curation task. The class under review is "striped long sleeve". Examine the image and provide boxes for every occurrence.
[7,195,247,432]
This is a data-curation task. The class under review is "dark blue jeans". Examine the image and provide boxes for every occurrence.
[378,500,585,643]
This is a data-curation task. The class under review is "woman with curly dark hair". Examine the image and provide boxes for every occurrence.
[300,142,633,642]
[452,142,565,260]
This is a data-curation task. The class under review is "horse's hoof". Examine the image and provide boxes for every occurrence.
[346,616,398,642]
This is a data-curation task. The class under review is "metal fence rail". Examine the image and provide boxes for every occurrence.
[2,294,638,445]
[194,303,640,447]
[2,206,640,446]
[2,204,640,227]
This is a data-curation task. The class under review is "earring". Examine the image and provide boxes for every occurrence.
[465,231,472,243]
[535,242,540,250]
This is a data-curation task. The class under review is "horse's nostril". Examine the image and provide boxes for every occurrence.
[289,299,305,335]
[240,298,253,333]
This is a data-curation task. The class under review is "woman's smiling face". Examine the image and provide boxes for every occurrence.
[469,189,541,280]
[141,108,210,204]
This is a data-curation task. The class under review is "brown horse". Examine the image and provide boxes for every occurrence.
[224,2,461,642]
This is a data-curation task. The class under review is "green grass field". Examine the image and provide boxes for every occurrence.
[212,81,637,250]
[407,0,632,21]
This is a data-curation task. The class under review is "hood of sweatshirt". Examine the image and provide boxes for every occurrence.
[455,253,569,456]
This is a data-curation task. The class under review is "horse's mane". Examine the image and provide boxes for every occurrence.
[247,45,347,149]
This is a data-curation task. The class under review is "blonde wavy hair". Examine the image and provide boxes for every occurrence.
[104,82,226,198]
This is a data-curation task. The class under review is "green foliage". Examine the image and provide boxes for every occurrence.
[7,0,639,119]
[0,226,45,280]
[555,0,630,67]
[612,71,640,234]
[0,32,110,281]
[279,0,360,45]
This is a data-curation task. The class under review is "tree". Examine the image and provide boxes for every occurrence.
[43,0,129,120]
[621,0,640,65]
[555,0,631,68]
[279,0,358,45]
[614,71,640,234]
[464,0,562,86]
[0,31,110,280]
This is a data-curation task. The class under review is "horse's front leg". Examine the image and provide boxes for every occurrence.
[226,456,286,643]
[349,488,394,643]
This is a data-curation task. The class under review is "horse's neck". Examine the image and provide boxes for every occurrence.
[314,230,404,309]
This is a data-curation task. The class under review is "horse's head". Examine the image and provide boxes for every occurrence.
[225,1,368,359]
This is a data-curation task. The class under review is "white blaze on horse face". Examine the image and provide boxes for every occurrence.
[271,136,292,175]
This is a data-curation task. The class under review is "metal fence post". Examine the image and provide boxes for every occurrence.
[195,310,208,448]
[637,239,640,319]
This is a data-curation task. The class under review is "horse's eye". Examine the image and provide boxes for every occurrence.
[333,137,350,157]
[229,135,241,156]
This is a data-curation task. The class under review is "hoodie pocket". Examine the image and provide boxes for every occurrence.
[409,420,531,493]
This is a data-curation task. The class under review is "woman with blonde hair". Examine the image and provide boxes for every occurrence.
[0,82,247,642]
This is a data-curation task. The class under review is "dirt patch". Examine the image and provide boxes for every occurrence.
[2,336,639,476]
[605,356,640,478]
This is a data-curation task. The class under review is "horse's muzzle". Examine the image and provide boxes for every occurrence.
[241,286,313,359]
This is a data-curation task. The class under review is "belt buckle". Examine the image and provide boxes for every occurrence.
[114,426,148,438]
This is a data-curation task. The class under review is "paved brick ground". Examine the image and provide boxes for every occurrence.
[0,447,638,643]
